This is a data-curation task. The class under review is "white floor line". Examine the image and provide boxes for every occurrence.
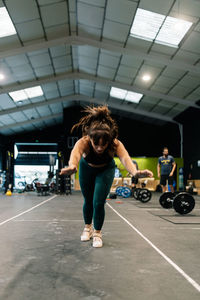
[13,219,84,222]
[161,227,200,230]
[106,202,200,293]
[127,208,161,211]
[0,195,57,227]
[13,219,120,223]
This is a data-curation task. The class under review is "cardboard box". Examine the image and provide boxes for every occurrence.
[137,177,158,191]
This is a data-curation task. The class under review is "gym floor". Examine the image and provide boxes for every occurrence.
[0,191,200,300]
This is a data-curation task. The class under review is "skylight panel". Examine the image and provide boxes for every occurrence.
[25,86,43,98]
[130,8,193,47]
[110,87,143,104]
[156,16,192,46]
[0,7,16,38]
[9,90,27,102]
[125,91,143,103]
[9,86,44,102]
[130,8,165,41]
[110,87,127,99]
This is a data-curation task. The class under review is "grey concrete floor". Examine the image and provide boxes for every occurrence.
[0,191,200,300]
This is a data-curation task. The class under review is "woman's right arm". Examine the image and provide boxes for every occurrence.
[115,139,153,178]
[60,137,88,175]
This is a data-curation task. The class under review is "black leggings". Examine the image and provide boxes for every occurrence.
[79,157,115,230]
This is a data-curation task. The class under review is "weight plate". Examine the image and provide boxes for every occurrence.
[116,186,123,196]
[159,192,174,209]
[109,192,117,199]
[173,192,195,215]
[138,189,152,203]
[121,187,132,198]
[133,188,140,200]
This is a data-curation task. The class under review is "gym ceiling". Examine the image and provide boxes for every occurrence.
[0,0,200,136]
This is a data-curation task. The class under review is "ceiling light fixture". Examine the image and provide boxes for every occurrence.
[0,73,5,80]
[142,74,151,81]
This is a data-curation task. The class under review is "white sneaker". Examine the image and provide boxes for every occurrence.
[81,227,93,242]
[93,232,103,248]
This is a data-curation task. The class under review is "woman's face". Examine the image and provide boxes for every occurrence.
[90,138,108,154]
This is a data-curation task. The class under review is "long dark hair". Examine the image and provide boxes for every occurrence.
[71,105,118,152]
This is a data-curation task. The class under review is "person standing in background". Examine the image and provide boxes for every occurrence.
[157,147,176,193]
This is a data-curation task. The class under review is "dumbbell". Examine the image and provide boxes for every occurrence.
[133,187,152,203]
[159,192,195,215]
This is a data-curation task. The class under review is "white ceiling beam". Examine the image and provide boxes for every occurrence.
[0,95,79,116]
[0,113,63,130]
[0,72,77,94]
[78,73,199,109]
[80,95,176,123]
[0,95,176,133]
[75,36,200,75]
[0,36,74,59]
[1,71,199,109]
[0,35,199,74]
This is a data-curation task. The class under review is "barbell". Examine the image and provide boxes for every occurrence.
[159,192,195,215]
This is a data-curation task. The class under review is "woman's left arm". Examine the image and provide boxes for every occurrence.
[115,140,153,178]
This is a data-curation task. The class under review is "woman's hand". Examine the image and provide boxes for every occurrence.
[59,165,77,176]
[135,169,153,178]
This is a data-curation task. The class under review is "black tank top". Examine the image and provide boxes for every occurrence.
[84,143,113,165]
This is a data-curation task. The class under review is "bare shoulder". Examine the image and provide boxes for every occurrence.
[114,139,128,157]
[78,136,89,145]
[75,136,90,152]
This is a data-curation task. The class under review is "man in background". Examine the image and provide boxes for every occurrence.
[157,147,176,193]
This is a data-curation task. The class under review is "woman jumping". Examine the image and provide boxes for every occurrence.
[60,106,153,248]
